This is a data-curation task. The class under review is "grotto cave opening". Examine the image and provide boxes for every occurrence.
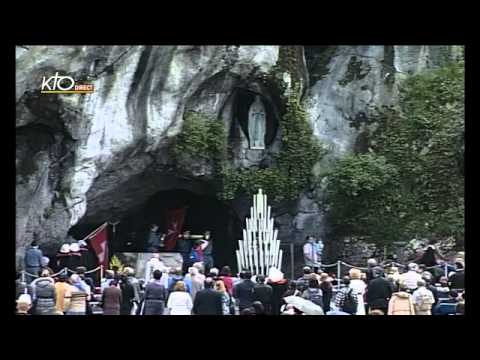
[69,189,244,272]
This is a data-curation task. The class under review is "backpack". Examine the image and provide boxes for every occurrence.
[341,289,358,314]
[307,288,323,306]
[417,292,435,311]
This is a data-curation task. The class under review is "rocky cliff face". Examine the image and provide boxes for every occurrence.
[15,45,462,268]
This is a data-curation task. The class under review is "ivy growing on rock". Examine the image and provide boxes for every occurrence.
[219,46,327,202]
[173,46,327,203]
[326,60,464,247]
[338,56,371,87]
[172,111,227,174]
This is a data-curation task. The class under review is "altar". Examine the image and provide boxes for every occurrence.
[114,252,183,280]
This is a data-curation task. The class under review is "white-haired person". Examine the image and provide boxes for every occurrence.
[67,274,90,315]
[16,294,32,315]
[185,266,204,302]
[208,267,220,279]
[412,279,435,315]
[192,262,206,281]
[40,256,54,277]
[348,268,367,315]
[400,263,423,293]
[145,253,167,283]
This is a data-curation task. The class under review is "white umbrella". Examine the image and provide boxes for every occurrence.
[284,296,324,315]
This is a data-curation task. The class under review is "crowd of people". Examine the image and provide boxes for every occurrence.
[16,238,465,316]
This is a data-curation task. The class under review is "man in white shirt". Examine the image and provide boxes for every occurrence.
[412,279,435,315]
[145,254,168,283]
[400,263,423,292]
[303,236,321,272]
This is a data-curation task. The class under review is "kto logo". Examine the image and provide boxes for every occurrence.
[41,72,94,94]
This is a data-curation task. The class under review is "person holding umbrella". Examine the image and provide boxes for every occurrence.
[283,295,325,315]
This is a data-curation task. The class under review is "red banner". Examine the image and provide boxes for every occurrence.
[164,208,186,251]
[88,223,109,268]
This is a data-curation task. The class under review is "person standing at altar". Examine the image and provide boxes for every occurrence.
[177,231,192,273]
[201,231,214,273]
[145,254,168,284]
[69,243,82,270]
[147,225,161,252]
[56,244,71,273]
[77,240,91,268]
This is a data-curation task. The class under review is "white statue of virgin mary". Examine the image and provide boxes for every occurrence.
[248,95,266,149]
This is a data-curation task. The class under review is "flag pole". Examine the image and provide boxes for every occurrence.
[82,222,108,241]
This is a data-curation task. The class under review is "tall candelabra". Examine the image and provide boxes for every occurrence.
[236,189,282,275]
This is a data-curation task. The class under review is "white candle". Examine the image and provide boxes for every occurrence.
[236,250,241,271]
[253,236,258,274]
[263,195,267,220]
[238,241,245,270]
[259,231,264,275]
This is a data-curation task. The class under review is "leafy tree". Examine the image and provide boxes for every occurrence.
[326,60,464,246]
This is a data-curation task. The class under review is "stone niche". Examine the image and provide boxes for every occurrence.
[228,85,282,169]
[233,88,278,149]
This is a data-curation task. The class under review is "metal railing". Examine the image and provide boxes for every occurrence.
[20,266,104,293]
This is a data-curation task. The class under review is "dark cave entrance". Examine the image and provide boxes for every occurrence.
[70,189,243,271]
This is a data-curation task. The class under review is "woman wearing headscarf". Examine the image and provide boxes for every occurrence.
[67,274,90,315]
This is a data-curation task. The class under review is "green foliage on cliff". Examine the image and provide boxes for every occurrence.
[326,60,464,246]
[173,111,227,172]
[174,46,327,203]
[338,56,372,87]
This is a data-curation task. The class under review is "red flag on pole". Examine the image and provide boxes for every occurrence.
[164,208,186,251]
[87,223,109,269]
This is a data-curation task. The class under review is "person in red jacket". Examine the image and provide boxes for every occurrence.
[219,266,234,295]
